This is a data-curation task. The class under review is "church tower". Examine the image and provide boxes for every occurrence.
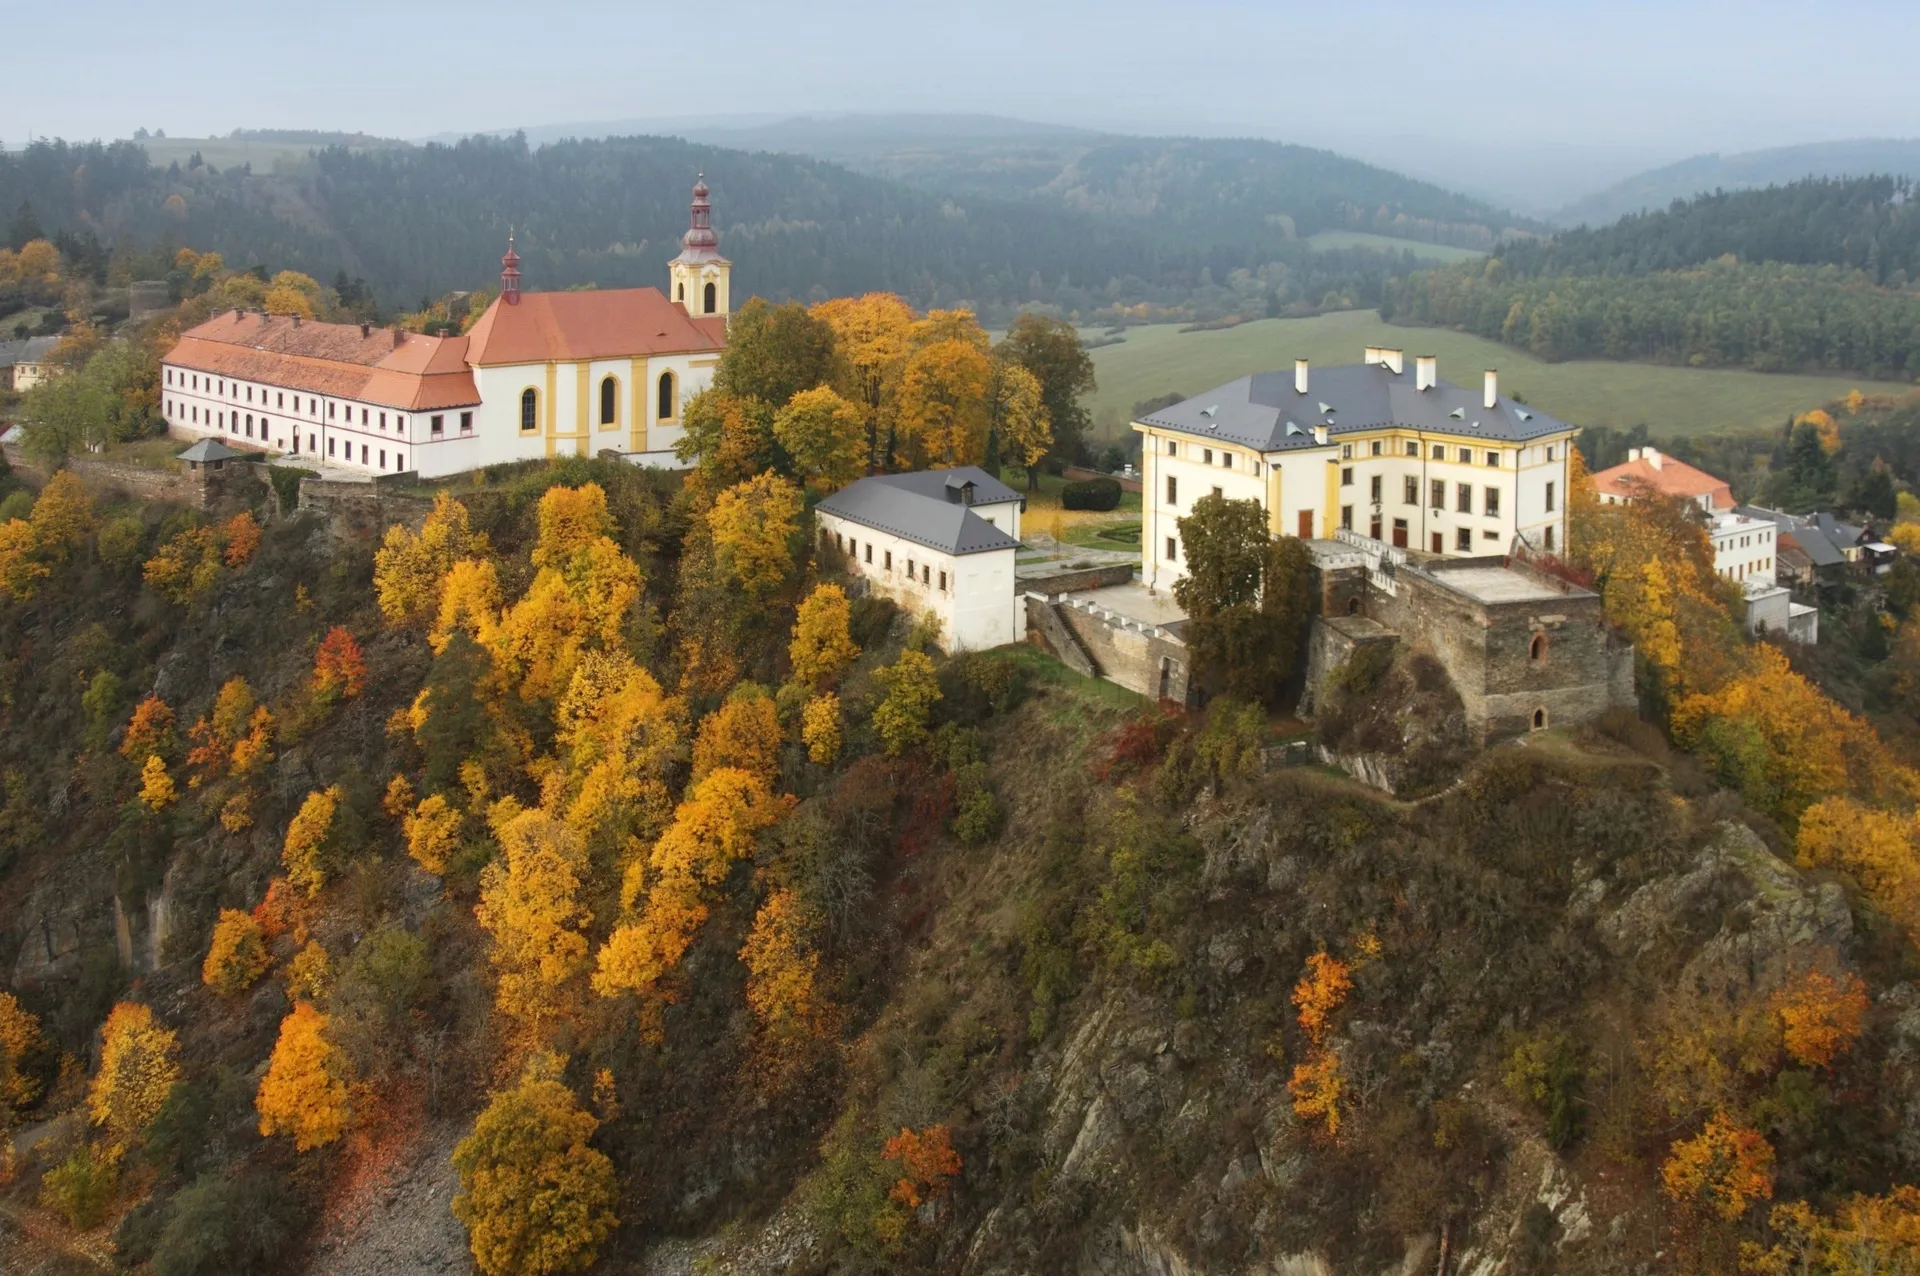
[668,173,730,319]
[500,232,521,305]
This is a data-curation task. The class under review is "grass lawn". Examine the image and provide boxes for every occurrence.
[1305,231,1486,264]
[1062,518,1141,551]
[1082,309,1911,445]
[99,437,190,471]
[996,643,1145,715]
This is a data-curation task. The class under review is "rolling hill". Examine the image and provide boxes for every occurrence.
[1555,137,1920,227]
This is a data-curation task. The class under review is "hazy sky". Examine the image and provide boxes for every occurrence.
[8,0,1918,183]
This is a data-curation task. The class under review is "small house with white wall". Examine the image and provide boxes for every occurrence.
[814,467,1024,652]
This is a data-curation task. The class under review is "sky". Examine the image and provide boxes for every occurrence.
[7,0,1919,203]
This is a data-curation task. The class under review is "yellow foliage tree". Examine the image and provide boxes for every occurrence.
[1745,1188,1920,1275]
[551,651,684,852]
[740,888,825,1044]
[138,754,177,812]
[142,524,224,604]
[202,908,270,995]
[531,483,616,570]
[802,693,842,765]
[432,556,504,653]
[1772,968,1870,1069]
[812,291,916,465]
[255,1001,351,1151]
[28,471,94,563]
[1292,951,1353,1047]
[285,940,332,1002]
[475,810,592,1030]
[87,1002,181,1158]
[1796,797,1920,939]
[1289,1050,1346,1137]
[283,785,342,897]
[789,583,860,689]
[691,687,782,787]
[373,492,489,627]
[1662,1110,1775,1220]
[872,649,942,756]
[451,1052,617,1276]
[406,793,464,875]
[593,767,792,1001]
[707,472,800,600]
[0,992,43,1127]
[0,519,49,599]
[988,358,1051,475]
[894,338,992,469]
[773,385,867,494]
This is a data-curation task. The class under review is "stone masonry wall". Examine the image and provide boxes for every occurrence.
[1055,603,1190,704]
[298,479,438,540]
[3,442,242,509]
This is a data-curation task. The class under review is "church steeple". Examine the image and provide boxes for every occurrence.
[669,172,731,319]
[501,231,521,306]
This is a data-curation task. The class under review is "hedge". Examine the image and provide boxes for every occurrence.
[1061,477,1122,511]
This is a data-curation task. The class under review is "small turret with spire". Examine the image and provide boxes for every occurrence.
[501,230,521,306]
[669,172,731,319]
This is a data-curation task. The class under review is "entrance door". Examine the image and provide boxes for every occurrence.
[1431,532,1444,554]
[1369,517,1382,540]
[1392,519,1408,548]
[1297,510,1314,538]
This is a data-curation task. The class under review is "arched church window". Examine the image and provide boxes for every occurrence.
[677,282,685,301]
[704,281,717,314]
[657,371,677,422]
[520,388,537,432]
[600,376,618,426]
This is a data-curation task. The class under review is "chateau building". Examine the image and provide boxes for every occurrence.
[158,176,732,480]
[1134,348,1579,589]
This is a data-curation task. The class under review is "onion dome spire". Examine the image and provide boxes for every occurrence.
[679,173,721,258]
[501,229,521,305]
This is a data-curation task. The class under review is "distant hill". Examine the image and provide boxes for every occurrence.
[1555,138,1920,227]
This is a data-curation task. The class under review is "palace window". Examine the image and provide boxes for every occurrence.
[1341,443,1352,460]
[1222,453,1234,468]
[1545,481,1557,512]
[1405,441,1417,457]
[1202,448,1213,465]
[1485,487,1501,518]
[1457,527,1472,551]
[1340,505,1353,530]
[884,550,892,571]
[1430,478,1445,508]
[658,371,677,421]
[600,375,618,427]
[379,412,387,430]
[1457,483,1472,513]
[1369,475,1382,502]
[1404,476,1418,505]
[1166,536,1177,562]
[1458,447,1472,463]
[1486,450,1500,466]
[939,570,948,592]
[1166,439,1177,456]
[1370,440,1383,457]
[520,388,538,432]
[1166,475,1178,505]
[1340,467,1353,487]
[1431,443,1444,460]
[277,392,284,408]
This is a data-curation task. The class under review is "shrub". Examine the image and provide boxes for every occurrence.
[1061,477,1122,511]
[96,515,145,567]
[266,466,315,514]
[149,1171,300,1276]
[41,1143,116,1228]
[848,594,898,651]
[950,761,1002,844]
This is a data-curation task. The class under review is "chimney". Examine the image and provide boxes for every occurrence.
[1312,424,1328,446]
[1382,348,1403,374]
[1645,448,1664,471]
[233,307,243,319]
[291,314,301,327]
[360,323,372,338]
[392,326,404,347]
[1295,358,1309,395]
[1627,447,1640,463]
[1416,355,1437,391]
[258,310,269,323]
[1484,369,1498,409]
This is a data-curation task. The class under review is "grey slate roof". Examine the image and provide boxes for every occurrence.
[0,337,58,367]
[1140,362,1575,452]
[176,438,246,464]
[1735,506,1862,569]
[817,467,1021,556]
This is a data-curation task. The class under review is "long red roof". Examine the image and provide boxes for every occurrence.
[164,312,479,411]
[464,287,725,366]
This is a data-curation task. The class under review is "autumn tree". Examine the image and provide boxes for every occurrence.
[1288,950,1354,1137]
[1662,1110,1775,1220]
[707,472,800,599]
[789,583,860,689]
[475,809,592,1031]
[405,793,464,875]
[1175,494,1314,705]
[813,291,915,468]
[997,312,1096,466]
[28,470,94,563]
[987,358,1051,487]
[551,650,685,856]
[894,338,992,469]
[202,909,271,995]
[312,626,368,703]
[802,694,842,765]
[88,1002,181,1158]
[432,557,503,653]
[740,888,827,1044]
[185,677,273,786]
[594,768,792,1002]
[373,492,489,627]
[883,1124,963,1210]
[0,519,49,599]
[138,754,177,812]
[142,524,223,604]
[255,1001,352,1151]
[691,686,782,786]
[773,384,867,493]
[451,1052,618,1276]
[1292,951,1353,1046]
[872,649,942,756]
[0,992,42,1131]
[1773,968,1870,1068]
[221,510,261,568]
[119,694,174,766]
[675,390,777,488]
[283,786,343,896]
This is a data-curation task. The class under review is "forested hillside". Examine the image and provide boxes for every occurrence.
[1557,139,1920,228]
[8,281,1920,1273]
[1387,178,1920,378]
[0,131,1522,325]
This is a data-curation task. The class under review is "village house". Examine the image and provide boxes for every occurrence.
[0,336,59,393]
[815,467,1024,653]
[1591,446,1731,511]
[156,176,730,480]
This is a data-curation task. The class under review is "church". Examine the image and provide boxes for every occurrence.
[157,176,733,480]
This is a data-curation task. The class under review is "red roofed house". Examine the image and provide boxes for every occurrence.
[157,175,731,479]
[1590,446,1733,512]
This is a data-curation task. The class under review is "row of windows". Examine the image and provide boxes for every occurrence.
[168,370,434,436]
[828,528,948,592]
[169,398,471,441]
[1341,440,1513,467]
[1341,472,1507,518]
[1163,438,1259,475]
[522,373,682,433]
[1719,559,1774,579]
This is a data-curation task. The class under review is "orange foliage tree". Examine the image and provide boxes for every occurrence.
[0,992,43,1128]
[1288,950,1354,1137]
[894,338,992,468]
[312,626,368,702]
[1796,797,1920,941]
[221,510,261,568]
[118,695,174,765]
[475,809,592,1031]
[1662,1110,1775,1221]
[691,686,782,787]
[883,1124,962,1209]
[255,1001,352,1151]
[789,583,860,689]
[1772,968,1869,1069]
[740,888,827,1045]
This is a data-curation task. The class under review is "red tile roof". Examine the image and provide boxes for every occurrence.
[1591,450,1732,508]
[464,288,725,366]
[165,312,479,411]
